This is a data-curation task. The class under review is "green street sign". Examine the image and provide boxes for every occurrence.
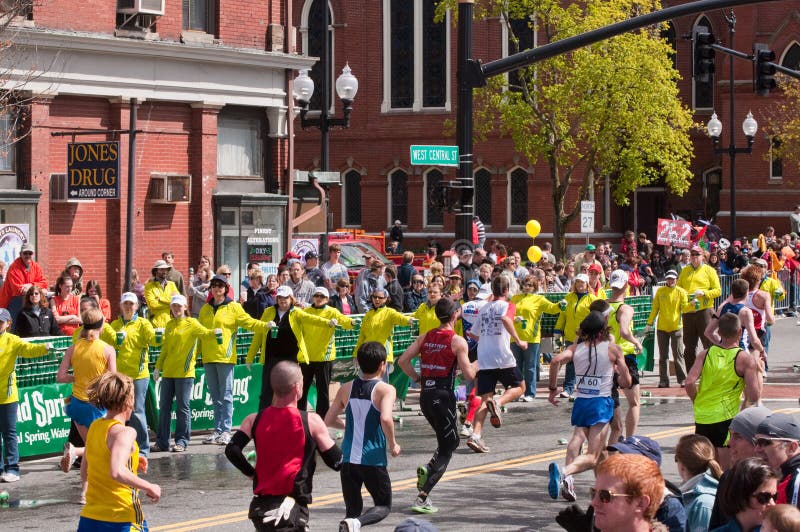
[410,145,459,166]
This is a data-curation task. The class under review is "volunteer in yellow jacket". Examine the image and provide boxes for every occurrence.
[246,285,333,411]
[553,274,600,397]
[111,292,156,458]
[646,269,689,388]
[199,274,269,446]
[0,308,50,482]
[78,371,160,532]
[144,259,179,329]
[677,246,722,370]
[354,287,415,381]
[57,307,117,503]
[413,284,443,336]
[511,275,561,401]
[299,286,355,418]
[152,295,214,453]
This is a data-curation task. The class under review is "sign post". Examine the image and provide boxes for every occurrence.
[410,145,459,166]
[580,200,595,241]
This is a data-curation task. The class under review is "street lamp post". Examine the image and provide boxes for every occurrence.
[706,11,757,242]
[292,8,358,260]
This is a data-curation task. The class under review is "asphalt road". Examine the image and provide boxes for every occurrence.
[4,318,799,531]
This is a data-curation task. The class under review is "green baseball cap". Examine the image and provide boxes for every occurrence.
[585,244,596,251]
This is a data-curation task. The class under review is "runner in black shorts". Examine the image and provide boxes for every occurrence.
[398,298,476,514]
[695,419,734,448]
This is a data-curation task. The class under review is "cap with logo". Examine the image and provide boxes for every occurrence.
[607,435,663,466]
[609,269,629,289]
[276,286,293,298]
[756,413,800,441]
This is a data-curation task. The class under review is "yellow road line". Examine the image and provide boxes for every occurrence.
[151,424,699,531]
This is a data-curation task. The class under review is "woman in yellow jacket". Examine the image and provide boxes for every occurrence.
[198,274,269,446]
[110,292,156,458]
[246,285,334,411]
[57,307,117,503]
[413,283,443,336]
[0,308,50,482]
[354,287,414,380]
[553,274,600,397]
[152,295,215,453]
[511,275,562,401]
[298,286,355,418]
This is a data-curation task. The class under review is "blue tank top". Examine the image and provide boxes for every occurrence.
[342,378,386,466]
[719,302,747,349]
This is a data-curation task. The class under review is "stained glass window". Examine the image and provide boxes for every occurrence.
[509,168,528,226]
[474,168,492,226]
[344,170,362,226]
[390,169,408,225]
[426,169,443,226]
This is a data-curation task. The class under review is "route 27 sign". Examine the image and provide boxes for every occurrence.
[656,218,692,248]
[67,142,120,199]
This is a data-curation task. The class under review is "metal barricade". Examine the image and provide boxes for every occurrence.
[714,273,739,309]
[773,269,792,313]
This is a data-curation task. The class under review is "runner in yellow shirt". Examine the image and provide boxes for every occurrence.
[79,371,160,532]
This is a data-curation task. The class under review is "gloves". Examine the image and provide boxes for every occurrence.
[329,319,338,328]
[266,321,277,329]
[152,369,160,382]
[262,496,296,527]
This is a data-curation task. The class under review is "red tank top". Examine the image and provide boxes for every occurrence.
[420,328,458,379]
[252,407,316,503]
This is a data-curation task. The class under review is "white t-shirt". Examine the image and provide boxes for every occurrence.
[476,299,517,370]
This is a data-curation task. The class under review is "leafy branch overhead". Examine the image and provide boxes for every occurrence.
[441,0,694,258]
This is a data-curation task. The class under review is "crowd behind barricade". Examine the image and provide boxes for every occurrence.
[0,221,798,531]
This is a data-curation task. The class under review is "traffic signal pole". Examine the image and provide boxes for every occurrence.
[454,0,475,247]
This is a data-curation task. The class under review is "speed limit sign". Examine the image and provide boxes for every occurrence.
[580,201,595,234]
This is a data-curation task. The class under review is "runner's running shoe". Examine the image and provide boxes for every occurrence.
[459,422,473,438]
[548,462,561,500]
[466,435,490,453]
[411,496,438,514]
[561,474,577,502]
[486,398,502,428]
[339,518,361,532]
[416,465,429,491]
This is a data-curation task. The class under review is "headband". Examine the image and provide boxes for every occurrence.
[83,317,104,330]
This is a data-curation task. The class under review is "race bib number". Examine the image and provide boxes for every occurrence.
[576,375,602,396]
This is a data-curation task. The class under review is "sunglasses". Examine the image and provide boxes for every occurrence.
[690,253,702,257]
[371,295,386,300]
[751,491,779,505]
[313,294,327,298]
[753,437,795,447]
[590,488,633,504]
[413,280,424,284]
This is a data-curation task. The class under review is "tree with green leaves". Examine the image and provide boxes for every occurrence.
[444,0,695,259]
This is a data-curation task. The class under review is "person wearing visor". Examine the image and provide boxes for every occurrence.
[247,285,335,411]
[57,307,117,504]
[110,292,156,457]
[354,288,415,381]
[199,274,270,446]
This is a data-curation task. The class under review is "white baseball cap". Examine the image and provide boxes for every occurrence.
[120,292,138,305]
[276,286,293,298]
[609,269,629,289]
[574,273,589,284]
[313,287,330,298]
[170,294,187,306]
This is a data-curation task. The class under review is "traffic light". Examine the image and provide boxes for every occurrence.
[693,26,715,83]
[754,44,776,96]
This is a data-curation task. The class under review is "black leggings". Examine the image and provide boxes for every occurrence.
[340,463,391,526]
[419,386,459,495]
[298,361,332,419]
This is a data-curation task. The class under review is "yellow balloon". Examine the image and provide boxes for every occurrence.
[527,245,542,263]
[525,219,541,239]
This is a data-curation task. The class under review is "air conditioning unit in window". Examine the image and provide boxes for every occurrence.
[117,0,164,16]
[150,174,191,204]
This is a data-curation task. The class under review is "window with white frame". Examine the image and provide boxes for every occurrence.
[389,169,408,226]
[0,114,14,173]
[508,167,528,226]
[343,169,362,226]
[183,0,214,33]
[781,42,800,70]
[474,167,492,226]
[382,0,450,112]
[301,0,334,112]
[692,16,714,110]
[217,110,264,177]
[425,169,443,226]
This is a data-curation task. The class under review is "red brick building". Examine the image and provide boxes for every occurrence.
[292,0,800,255]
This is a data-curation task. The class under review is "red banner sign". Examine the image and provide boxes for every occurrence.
[656,218,693,248]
